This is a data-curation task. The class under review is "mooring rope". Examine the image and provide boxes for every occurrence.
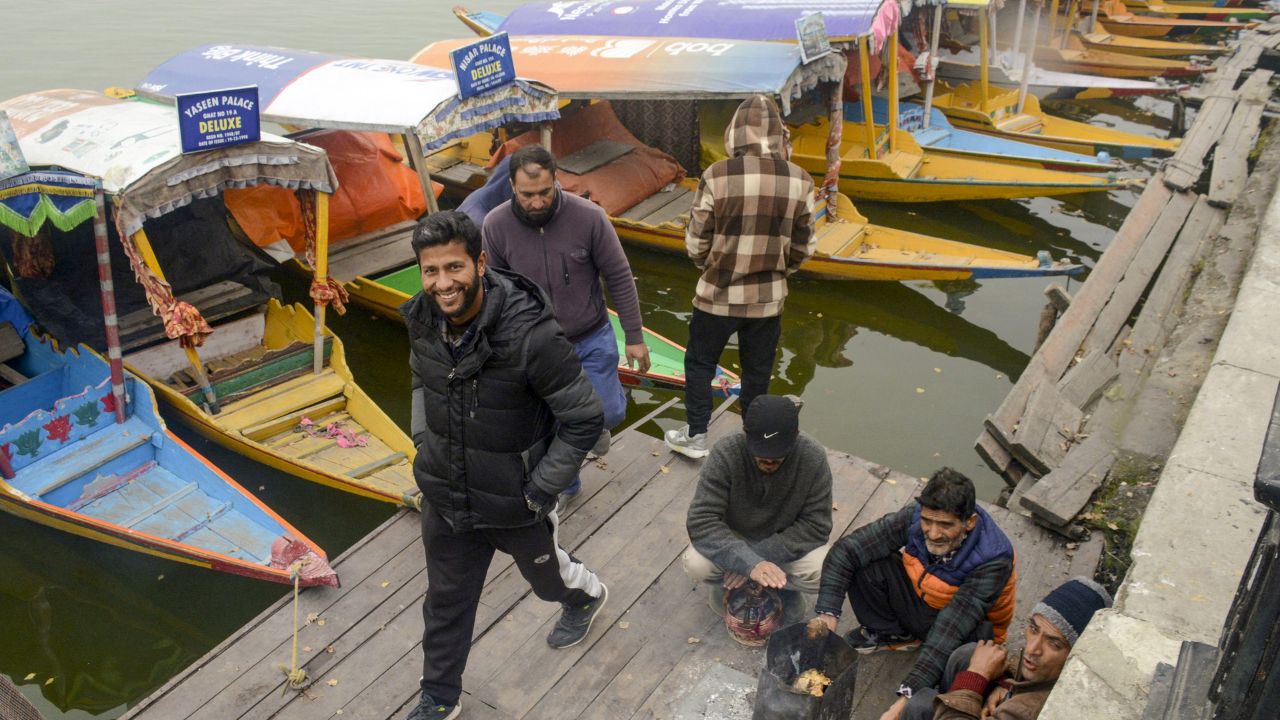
[280,560,309,693]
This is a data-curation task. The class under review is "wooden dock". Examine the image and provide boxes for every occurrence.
[121,400,1099,720]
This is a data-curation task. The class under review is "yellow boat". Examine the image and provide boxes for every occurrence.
[1078,25,1228,55]
[1095,0,1258,36]
[1118,0,1271,18]
[929,82,1180,158]
[0,89,420,508]
[1035,35,1211,77]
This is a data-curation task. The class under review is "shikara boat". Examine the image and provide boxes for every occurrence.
[0,172,335,586]
[1119,0,1271,19]
[413,36,1083,274]
[1095,0,1257,36]
[934,46,1178,98]
[865,97,1119,172]
[1035,35,1212,77]
[441,3,1130,202]
[0,89,419,507]
[922,0,1181,158]
[134,44,559,323]
[1078,25,1228,56]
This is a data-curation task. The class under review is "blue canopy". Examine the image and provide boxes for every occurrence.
[0,170,98,238]
[497,0,892,42]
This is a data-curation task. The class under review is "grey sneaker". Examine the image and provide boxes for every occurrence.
[547,583,609,649]
[405,692,460,720]
[664,426,709,459]
[590,429,612,458]
[844,625,922,654]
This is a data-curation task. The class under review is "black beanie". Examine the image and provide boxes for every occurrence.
[1032,576,1112,646]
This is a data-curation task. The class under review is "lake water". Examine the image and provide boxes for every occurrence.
[0,1,1172,716]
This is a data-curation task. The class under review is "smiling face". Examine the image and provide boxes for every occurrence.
[417,240,486,325]
[918,506,977,557]
[511,164,556,222]
[1021,614,1071,683]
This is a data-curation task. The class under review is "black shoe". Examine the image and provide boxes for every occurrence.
[547,582,609,649]
[844,625,922,655]
[405,692,460,720]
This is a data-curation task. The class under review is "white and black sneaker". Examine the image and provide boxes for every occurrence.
[405,692,460,720]
[547,583,609,649]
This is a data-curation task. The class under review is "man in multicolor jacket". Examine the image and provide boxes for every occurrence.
[813,468,1018,720]
[665,94,816,460]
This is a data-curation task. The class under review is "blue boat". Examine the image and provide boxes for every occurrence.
[0,171,337,588]
[864,98,1121,173]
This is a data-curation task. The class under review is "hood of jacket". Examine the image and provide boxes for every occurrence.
[724,94,789,160]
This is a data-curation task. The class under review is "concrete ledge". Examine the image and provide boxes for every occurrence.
[1039,159,1280,718]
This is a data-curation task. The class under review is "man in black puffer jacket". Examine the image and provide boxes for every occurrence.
[399,211,608,720]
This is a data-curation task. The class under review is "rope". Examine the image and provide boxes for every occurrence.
[279,561,309,693]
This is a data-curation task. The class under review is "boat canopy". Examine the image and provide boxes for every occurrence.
[136,44,560,153]
[0,169,98,237]
[495,0,901,48]
[411,36,845,115]
[0,89,337,238]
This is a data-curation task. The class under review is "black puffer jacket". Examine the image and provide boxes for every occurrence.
[401,268,603,530]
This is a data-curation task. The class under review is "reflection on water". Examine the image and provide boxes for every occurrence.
[0,1,1184,716]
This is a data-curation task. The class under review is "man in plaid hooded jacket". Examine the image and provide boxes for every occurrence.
[666,94,817,459]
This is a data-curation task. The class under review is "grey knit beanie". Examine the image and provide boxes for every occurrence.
[1031,576,1112,646]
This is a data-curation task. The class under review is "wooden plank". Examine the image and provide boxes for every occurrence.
[1208,71,1274,208]
[1011,384,1083,476]
[30,430,153,497]
[327,221,419,283]
[1044,285,1073,313]
[1118,198,1226,381]
[1057,349,1120,410]
[0,362,28,386]
[557,140,636,175]
[242,396,347,442]
[1163,73,1241,191]
[0,322,23,362]
[983,177,1175,448]
[1005,472,1037,519]
[976,429,1016,481]
[616,185,692,223]
[117,510,424,720]
[1020,435,1118,527]
[639,193,694,228]
[1079,190,1198,358]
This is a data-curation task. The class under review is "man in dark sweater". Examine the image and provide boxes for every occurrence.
[482,144,649,495]
[684,395,832,625]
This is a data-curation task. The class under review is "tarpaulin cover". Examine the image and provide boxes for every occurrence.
[413,36,846,116]
[136,44,560,152]
[0,170,97,237]
[494,101,685,217]
[226,130,429,252]
[497,0,890,42]
[0,90,337,238]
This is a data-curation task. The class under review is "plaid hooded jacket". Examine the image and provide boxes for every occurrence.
[685,95,816,318]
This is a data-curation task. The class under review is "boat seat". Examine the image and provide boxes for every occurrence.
[118,281,267,353]
[215,369,346,432]
[347,452,408,479]
[25,424,154,498]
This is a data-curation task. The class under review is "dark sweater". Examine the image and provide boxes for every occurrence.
[482,191,644,345]
[686,431,832,577]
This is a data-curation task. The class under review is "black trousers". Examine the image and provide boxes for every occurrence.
[683,308,781,435]
[848,555,939,640]
[419,508,598,705]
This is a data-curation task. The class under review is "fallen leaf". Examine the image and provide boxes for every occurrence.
[44,678,54,686]
[505,614,514,622]
[259,486,266,491]
[1106,522,1120,531]
[915,387,926,394]
[326,645,336,654]
[886,478,897,485]
[933,368,942,373]
[688,637,702,644]
[832,503,840,511]
[651,450,660,456]
[328,679,339,687]
[996,374,1005,380]
[619,621,630,629]
[303,646,313,653]
[336,711,343,716]
[157,574,164,581]
[306,612,320,625]
[660,465,670,474]
[816,312,824,318]
[23,673,34,681]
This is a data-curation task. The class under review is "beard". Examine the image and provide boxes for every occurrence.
[511,187,561,229]
[429,277,482,321]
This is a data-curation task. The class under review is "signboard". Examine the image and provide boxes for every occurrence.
[175,86,261,154]
[795,13,833,65]
[449,32,517,99]
[0,111,29,182]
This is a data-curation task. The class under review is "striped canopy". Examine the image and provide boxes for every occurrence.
[136,44,560,153]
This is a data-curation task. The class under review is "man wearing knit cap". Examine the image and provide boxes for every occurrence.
[683,395,832,626]
[901,576,1113,720]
